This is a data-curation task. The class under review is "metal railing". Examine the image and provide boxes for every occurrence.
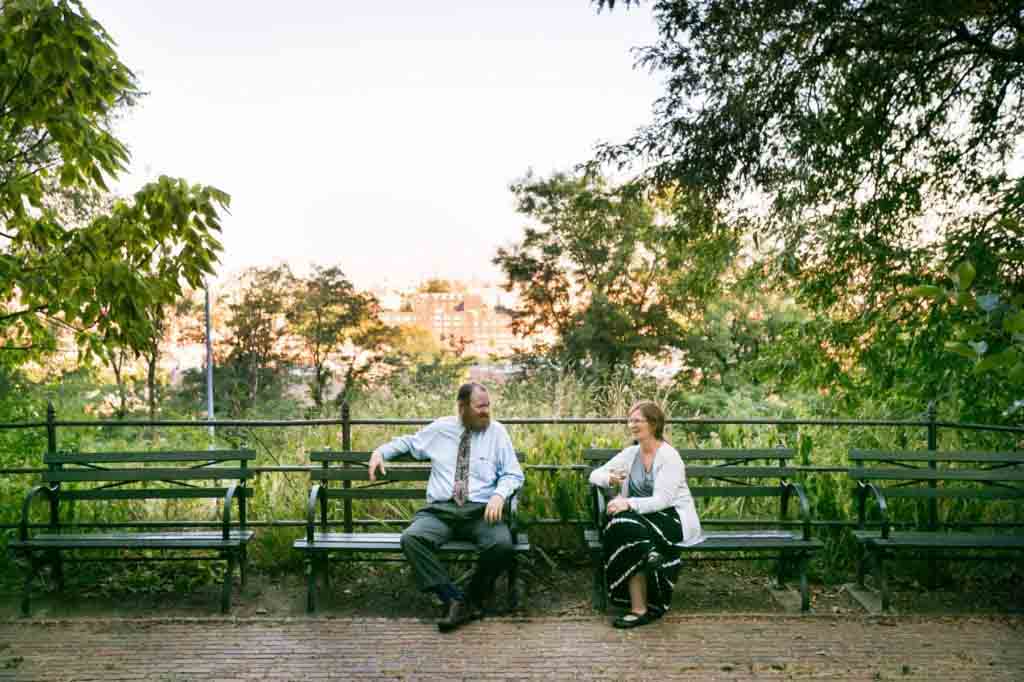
[1,401,1021,532]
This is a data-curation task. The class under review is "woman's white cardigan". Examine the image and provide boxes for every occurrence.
[588,442,704,547]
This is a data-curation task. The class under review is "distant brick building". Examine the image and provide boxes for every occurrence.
[380,292,519,358]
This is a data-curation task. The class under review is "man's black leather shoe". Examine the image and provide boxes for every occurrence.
[437,599,475,632]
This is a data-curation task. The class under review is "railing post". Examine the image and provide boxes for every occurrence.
[46,401,59,530]
[46,401,57,458]
[926,401,938,531]
[926,400,939,589]
[342,401,353,533]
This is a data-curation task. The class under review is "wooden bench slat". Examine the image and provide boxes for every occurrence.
[60,487,253,501]
[322,488,426,500]
[9,530,254,550]
[309,451,374,462]
[690,485,784,498]
[310,451,525,463]
[856,531,1024,549]
[584,529,821,551]
[43,468,253,482]
[311,468,432,481]
[45,450,256,464]
[850,449,1024,464]
[849,468,1024,482]
[294,531,530,553]
[877,487,1024,500]
[583,448,794,463]
[686,465,801,478]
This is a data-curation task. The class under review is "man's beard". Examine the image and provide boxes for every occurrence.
[463,413,490,431]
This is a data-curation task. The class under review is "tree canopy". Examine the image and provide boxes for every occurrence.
[593,0,1024,419]
[1,0,228,362]
[495,170,739,374]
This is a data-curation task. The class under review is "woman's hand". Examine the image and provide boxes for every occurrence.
[606,496,631,516]
[607,467,627,487]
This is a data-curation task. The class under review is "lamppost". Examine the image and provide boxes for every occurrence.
[205,285,215,444]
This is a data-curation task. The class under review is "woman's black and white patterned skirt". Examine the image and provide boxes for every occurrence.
[602,508,684,615]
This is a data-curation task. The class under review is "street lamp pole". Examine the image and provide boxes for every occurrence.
[205,285,215,444]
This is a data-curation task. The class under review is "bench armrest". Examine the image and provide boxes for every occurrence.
[589,484,608,538]
[505,489,519,539]
[856,481,891,539]
[781,481,813,541]
[222,484,241,541]
[305,484,326,544]
[19,485,57,542]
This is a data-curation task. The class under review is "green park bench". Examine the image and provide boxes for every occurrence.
[9,449,255,615]
[584,447,822,612]
[292,450,530,613]
[849,448,1024,611]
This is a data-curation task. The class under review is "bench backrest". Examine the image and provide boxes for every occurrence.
[309,450,433,503]
[42,450,255,524]
[848,449,1024,529]
[583,447,798,501]
[307,450,524,530]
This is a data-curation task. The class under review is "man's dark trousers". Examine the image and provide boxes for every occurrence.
[400,501,514,603]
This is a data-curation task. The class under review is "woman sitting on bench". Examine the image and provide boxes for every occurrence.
[588,400,703,628]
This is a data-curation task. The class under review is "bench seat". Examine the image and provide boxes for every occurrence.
[11,531,254,550]
[586,528,821,553]
[851,529,1024,550]
[295,531,530,553]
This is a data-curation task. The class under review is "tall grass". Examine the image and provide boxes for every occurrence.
[1,373,1020,587]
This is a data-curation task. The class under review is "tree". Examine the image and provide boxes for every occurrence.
[418,278,458,294]
[223,266,296,407]
[494,170,739,375]
[1,1,228,364]
[594,0,1024,419]
[287,265,382,409]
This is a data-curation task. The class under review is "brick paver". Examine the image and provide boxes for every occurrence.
[0,613,1021,680]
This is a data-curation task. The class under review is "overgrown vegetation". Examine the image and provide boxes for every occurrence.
[1,0,1022,601]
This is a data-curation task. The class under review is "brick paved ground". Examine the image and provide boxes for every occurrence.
[0,613,1021,681]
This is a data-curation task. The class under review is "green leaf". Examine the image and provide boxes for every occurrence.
[955,262,976,290]
[1003,310,1024,334]
[909,285,946,300]
[945,341,976,359]
[976,349,1016,373]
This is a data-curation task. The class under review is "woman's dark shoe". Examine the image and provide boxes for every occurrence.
[645,549,665,571]
[613,611,654,629]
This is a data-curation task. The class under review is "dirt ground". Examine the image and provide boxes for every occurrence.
[2,546,1021,621]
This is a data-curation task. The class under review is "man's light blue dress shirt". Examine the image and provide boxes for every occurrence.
[378,416,524,504]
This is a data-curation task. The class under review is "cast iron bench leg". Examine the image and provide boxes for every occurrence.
[507,556,518,609]
[775,551,788,588]
[856,542,868,587]
[872,549,890,612]
[240,545,248,587]
[306,555,318,614]
[20,554,38,617]
[50,550,64,592]
[591,557,607,612]
[221,552,236,614]
[798,553,810,612]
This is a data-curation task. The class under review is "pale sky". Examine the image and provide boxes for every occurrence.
[87,1,662,288]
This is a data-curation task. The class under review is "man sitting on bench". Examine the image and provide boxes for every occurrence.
[368,382,525,632]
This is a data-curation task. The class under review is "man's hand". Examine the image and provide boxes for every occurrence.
[368,450,386,482]
[484,493,505,524]
[606,496,630,516]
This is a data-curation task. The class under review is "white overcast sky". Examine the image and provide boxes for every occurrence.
[86,1,662,288]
